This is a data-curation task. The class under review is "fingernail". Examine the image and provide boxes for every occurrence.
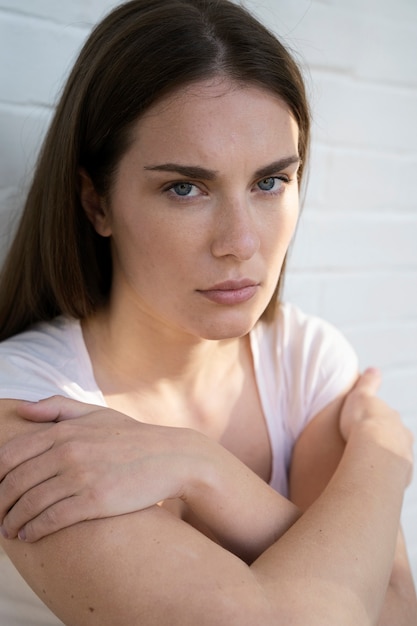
[18,528,26,541]
[0,526,9,539]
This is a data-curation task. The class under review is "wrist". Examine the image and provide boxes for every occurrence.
[175,428,221,504]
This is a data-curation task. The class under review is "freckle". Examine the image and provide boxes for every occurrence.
[40,562,45,568]
[71,595,74,599]
[42,589,46,595]
[89,607,95,613]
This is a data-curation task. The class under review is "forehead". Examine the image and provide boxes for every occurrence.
[127,78,299,163]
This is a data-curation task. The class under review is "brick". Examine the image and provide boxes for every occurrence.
[247,0,362,72]
[354,17,417,87]
[0,104,50,189]
[87,0,122,22]
[250,0,417,86]
[311,73,417,153]
[344,324,417,371]
[0,13,86,105]
[378,368,417,415]
[323,271,417,326]
[301,143,328,207]
[0,1,93,24]
[0,0,118,24]
[289,213,417,270]
[284,271,417,326]
[329,0,417,25]
[312,148,417,212]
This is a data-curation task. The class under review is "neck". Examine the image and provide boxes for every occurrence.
[82,300,243,396]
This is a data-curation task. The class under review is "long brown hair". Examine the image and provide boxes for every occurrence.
[0,0,310,341]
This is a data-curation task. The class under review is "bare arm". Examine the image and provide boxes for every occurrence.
[289,378,417,625]
[0,371,414,625]
[0,396,300,562]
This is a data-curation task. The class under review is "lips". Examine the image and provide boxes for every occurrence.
[205,279,257,291]
[197,279,259,305]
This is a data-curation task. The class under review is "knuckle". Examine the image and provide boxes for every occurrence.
[18,491,41,518]
[53,420,71,437]
[73,467,91,489]
[38,505,61,531]
[60,440,81,464]
[88,484,105,506]
[0,447,15,477]
[1,469,21,496]
[1,489,43,536]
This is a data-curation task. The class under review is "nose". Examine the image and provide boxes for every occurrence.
[210,197,260,261]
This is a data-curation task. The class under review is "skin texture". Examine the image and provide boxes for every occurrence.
[82,79,300,345]
[0,374,414,625]
[0,79,416,623]
[289,389,417,625]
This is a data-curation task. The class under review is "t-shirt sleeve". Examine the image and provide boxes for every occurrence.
[0,351,65,401]
[0,320,106,406]
[0,349,105,404]
[281,305,359,440]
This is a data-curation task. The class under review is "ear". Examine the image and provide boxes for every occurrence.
[78,168,112,237]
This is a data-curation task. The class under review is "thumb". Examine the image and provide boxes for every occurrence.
[16,396,99,422]
[353,367,382,396]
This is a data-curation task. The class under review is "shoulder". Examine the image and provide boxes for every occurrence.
[279,301,357,370]
[252,302,358,431]
[0,316,77,356]
[254,301,357,372]
[0,317,102,403]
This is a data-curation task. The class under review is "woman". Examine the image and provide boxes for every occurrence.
[0,0,415,623]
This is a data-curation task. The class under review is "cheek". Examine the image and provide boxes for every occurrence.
[114,213,197,280]
[266,202,299,253]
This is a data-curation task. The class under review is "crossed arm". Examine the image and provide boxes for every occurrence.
[0,370,415,625]
[289,391,417,626]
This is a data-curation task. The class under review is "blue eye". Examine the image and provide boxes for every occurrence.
[171,182,196,196]
[257,177,283,192]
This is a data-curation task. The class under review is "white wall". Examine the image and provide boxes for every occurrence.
[250,0,417,581]
[0,0,416,583]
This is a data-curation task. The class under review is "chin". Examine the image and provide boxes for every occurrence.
[192,309,263,341]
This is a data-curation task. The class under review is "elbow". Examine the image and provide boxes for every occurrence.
[239,578,377,626]
[207,580,375,626]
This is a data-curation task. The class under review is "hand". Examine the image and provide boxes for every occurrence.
[0,396,205,542]
[339,369,414,484]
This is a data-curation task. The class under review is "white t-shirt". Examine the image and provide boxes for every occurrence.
[0,302,358,625]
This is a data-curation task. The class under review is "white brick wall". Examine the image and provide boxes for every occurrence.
[249,0,417,579]
[0,0,416,587]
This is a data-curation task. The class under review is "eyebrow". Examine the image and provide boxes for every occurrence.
[143,155,300,181]
[254,156,301,180]
[144,163,218,180]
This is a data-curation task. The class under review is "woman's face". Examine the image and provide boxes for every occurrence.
[93,79,300,340]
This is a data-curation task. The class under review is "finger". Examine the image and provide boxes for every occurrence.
[0,448,58,519]
[16,396,100,423]
[354,368,382,396]
[17,494,89,543]
[0,428,54,482]
[1,474,73,540]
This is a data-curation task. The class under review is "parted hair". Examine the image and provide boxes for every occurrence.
[0,0,310,341]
